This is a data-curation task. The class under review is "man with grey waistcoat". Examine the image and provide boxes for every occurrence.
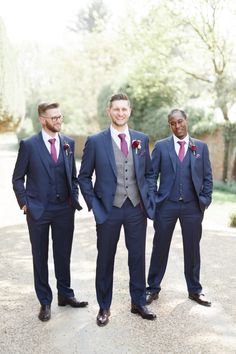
[78,93,156,326]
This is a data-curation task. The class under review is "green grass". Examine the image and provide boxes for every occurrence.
[213,189,236,204]
[213,180,236,193]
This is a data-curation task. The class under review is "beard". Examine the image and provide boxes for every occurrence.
[45,120,61,133]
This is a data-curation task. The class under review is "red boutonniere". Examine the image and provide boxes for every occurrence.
[63,141,71,156]
[132,139,141,154]
[189,141,197,156]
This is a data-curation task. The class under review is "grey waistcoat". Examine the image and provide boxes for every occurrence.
[112,139,140,208]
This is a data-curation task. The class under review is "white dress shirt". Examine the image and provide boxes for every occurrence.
[42,129,60,159]
[173,134,189,158]
[110,125,130,151]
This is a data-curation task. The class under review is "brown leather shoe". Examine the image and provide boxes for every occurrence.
[96,309,110,327]
[131,304,156,320]
[146,291,159,305]
[58,295,88,308]
[38,304,51,321]
[189,293,211,307]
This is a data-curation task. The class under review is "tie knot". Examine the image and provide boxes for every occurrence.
[48,138,56,145]
[177,141,185,147]
[118,133,126,141]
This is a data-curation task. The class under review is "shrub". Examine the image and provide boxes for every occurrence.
[214,181,236,194]
[229,213,236,227]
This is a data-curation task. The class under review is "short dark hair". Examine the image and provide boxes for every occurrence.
[108,93,130,108]
[168,108,187,121]
[38,102,59,116]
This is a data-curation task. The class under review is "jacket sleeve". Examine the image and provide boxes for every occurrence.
[12,140,29,209]
[151,141,161,195]
[70,140,79,201]
[200,143,213,207]
[144,137,157,196]
[78,137,96,211]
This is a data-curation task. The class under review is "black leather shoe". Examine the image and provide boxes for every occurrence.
[189,293,211,307]
[131,304,156,320]
[146,291,159,305]
[58,295,88,308]
[38,304,51,321]
[96,309,110,327]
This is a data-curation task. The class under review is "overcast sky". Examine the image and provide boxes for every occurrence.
[0,0,129,44]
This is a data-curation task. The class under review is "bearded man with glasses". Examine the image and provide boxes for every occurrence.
[12,102,88,322]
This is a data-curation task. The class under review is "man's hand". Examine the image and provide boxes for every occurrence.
[22,205,27,214]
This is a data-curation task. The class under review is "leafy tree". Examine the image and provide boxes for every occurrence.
[163,0,236,180]
[69,0,108,33]
[0,18,25,132]
[97,3,178,140]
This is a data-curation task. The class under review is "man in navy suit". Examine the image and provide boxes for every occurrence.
[78,93,156,326]
[146,109,213,307]
[12,102,88,321]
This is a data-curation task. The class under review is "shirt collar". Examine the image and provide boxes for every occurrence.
[173,134,189,146]
[110,125,129,138]
[42,129,59,142]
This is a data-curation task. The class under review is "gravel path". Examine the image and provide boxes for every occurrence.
[1,133,236,354]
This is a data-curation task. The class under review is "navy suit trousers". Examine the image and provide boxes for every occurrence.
[27,205,75,304]
[95,199,147,309]
[147,199,204,294]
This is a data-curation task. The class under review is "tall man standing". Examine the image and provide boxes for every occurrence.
[12,102,88,322]
[146,109,213,307]
[78,93,156,326]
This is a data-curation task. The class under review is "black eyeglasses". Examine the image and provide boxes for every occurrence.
[41,115,64,122]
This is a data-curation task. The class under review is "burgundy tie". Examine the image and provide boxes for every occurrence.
[118,133,128,157]
[48,138,57,162]
[177,141,186,162]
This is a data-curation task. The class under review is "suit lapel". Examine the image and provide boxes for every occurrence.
[129,129,139,174]
[59,134,72,186]
[103,129,117,177]
[36,132,53,179]
[168,136,177,173]
[189,137,196,174]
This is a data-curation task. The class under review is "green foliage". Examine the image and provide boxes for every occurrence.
[191,120,219,136]
[213,180,236,195]
[97,85,114,129]
[69,0,108,33]
[97,83,173,141]
[184,106,218,135]
[124,90,172,141]
[223,121,236,143]
[162,0,236,180]
[16,117,34,142]
[213,190,236,205]
[3,0,236,159]
[229,212,236,227]
[0,18,25,132]
[96,3,179,139]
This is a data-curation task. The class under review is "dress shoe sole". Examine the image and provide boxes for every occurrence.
[58,302,88,308]
[38,312,51,321]
[131,308,156,320]
[38,315,51,322]
[189,295,211,307]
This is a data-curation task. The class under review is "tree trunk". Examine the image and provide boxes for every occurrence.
[221,108,230,182]
[222,137,230,182]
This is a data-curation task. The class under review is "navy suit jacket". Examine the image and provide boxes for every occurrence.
[12,132,82,220]
[78,128,156,224]
[152,136,213,211]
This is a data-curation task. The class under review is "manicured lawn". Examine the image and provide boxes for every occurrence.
[213,189,236,204]
[204,189,236,229]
